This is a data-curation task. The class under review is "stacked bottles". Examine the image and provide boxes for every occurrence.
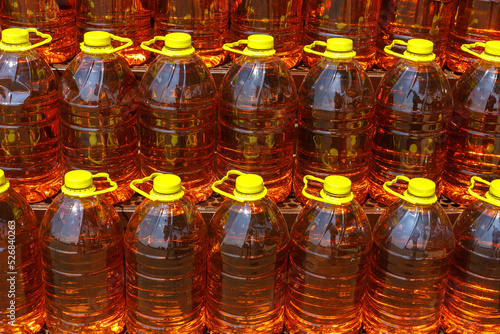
[0,170,45,333]
[229,0,303,68]
[39,170,125,333]
[286,175,372,333]
[376,0,457,69]
[442,177,500,334]
[363,176,455,334]
[76,0,151,66]
[126,173,207,333]
[0,0,77,63]
[444,41,500,205]
[154,0,229,68]
[295,38,374,204]
[207,171,289,333]
[139,32,217,203]
[59,31,140,204]
[369,39,453,205]
[303,0,377,69]
[0,28,61,203]
[218,35,297,203]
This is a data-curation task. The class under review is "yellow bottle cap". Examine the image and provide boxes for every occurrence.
[326,38,353,53]
[64,170,94,189]
[83,31,112,47]
[235,174,265,194]
[0,169,9,194]
[489,179,500,198]
[247,34,274,50]
[407,38,434,55]
[485,41,500,57]
[407,178,436,198]
[1,28,30,45]
[323,175,351,195]
[164,32,192,49]
[153,174,182,195]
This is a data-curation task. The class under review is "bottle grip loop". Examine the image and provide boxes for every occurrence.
[468,176,500,206]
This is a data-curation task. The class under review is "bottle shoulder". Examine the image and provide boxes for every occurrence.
[0,189,38,230]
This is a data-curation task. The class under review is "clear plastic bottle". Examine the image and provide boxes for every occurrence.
[286,175,372,334]
[125,173,208,333]
[218,35,297,203]
[363,176,455,334]
[443,41,500,205]
[441,177,500,334]
[369,39,453,205]
[139,33,217,203]
[0,169,45,333]
[59,31,140,205]
[39,170,125,333]
[0,0,77,63]
[295,38,374,204]
[0,28,62,203]
[154,0,229,68]
[206,170,290,333]
[303,0,377,69]
[376,0,457,69]
[229,0,303,68]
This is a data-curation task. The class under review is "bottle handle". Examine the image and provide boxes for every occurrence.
[303,41,356,60]
[384,39,435,62]
[22,28,52,51]
[383,175,418,204]
[140,36,195,57]
[78,173,118,198]
[468,176,500,206]
[461,42,499,62]
[130,173,163,201]
[302,175,353,205]
[222,40,276,57]
[212,170,247,202]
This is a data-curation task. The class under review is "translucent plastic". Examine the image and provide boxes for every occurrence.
[206,197,290,333]
[139,52,217,203]
[369,59,453,205]
[0,48,61,203]
[363,198,455,334]
[376,0,457,69]
[303,0,377,69]
[76,0,151,66]
[217,55,297,203]
[441,200,500,334]
[443,60,500,205]
[125,196,208,333]
[154,0,229,68]
[0,188,44,333]
[59,52,140,204]
[286,198,372,334]
[447,0,500,73]
[0,0,77,63]
[39,192,125,333]
[294,57,374,204]
[229,0,303,68]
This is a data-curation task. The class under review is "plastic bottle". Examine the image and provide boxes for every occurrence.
[303,0,377,69]
[286,175,372,334]
[139,32,217,203]
[369,39,453,205]
[443,41,500,205]
[59,31,140,205]
[441,177,500,334]
[39,170,125,333]
[207,170,290,333]
[376,0,457,70]
[76,0,151,66]
[218,35,297,203]
[363,176,455,334]
[295,38,374,204]
[229,0,303,68]
[0,0,77,63]
[0,170,44,333]
[447,0,500,73]
[125,173,207,333]
[154,0,229,68]
[0,28,62,203]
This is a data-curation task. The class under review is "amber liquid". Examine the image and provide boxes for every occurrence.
[303,0,377,69]
[139,53,217,203]
[125,197,208,333]
[76,0,151,66]
[441,200,500,334]
[0,0,77,63]
[294,57,374,204]
[39,193,125,333]
[59,52,140,204]
[363,199,455,334]
[206,198,290,333]
[155,0,229,68]
[229,0,303,68]
[376,0,457,70]
[0,188,45,333]
[447,0,500,73]
[286,200,372,334]
[0,50,61,203]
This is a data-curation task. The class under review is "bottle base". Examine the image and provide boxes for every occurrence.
[441,311,500,334]
[10,178,63,203]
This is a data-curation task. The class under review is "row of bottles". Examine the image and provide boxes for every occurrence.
[1,168,498,333]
